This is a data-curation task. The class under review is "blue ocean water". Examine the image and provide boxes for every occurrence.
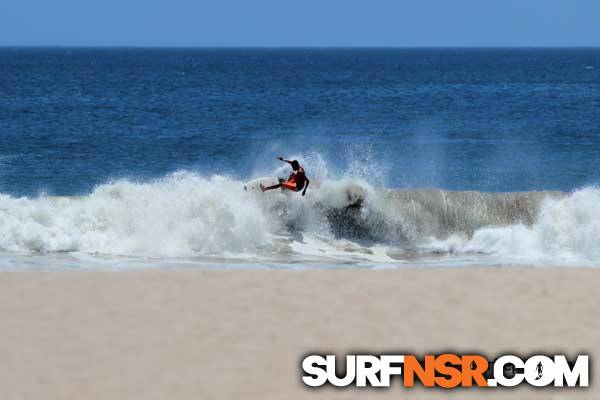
[1,48,600,196]
[1,48,600,268]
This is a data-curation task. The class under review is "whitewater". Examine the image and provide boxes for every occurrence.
[0,168,599,270]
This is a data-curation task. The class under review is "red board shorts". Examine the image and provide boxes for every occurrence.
[281,176,298,191]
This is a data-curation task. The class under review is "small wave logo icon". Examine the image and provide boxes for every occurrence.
[535,361,543,380]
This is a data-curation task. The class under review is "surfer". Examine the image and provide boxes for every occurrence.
[260,157,310,196]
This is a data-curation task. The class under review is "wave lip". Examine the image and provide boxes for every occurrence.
[329,188,561,245]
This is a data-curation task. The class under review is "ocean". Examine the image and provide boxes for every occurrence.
[1,47,600,269]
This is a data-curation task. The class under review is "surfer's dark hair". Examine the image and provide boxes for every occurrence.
[290,160,300,170]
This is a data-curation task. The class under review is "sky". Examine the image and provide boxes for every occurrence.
[1,0,599,47]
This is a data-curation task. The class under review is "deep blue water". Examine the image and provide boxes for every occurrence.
[1,47,600,196]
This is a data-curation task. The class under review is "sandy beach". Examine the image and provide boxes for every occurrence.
[0,267,597,400]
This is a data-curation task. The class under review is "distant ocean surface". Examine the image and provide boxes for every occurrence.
[1,48,599,269]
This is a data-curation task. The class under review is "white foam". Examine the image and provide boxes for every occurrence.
[425,187,600,265]
[0,172,273,257]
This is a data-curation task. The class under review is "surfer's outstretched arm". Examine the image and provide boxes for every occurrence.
[278,156,292,164]
[302,177,310,196]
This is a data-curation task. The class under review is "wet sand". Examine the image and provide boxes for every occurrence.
[0,268,598,399]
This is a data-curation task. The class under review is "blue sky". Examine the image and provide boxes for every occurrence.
[1,0,599,46]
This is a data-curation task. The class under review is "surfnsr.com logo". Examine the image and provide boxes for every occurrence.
[302,354,589,388]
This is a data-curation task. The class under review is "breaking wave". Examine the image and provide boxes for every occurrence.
[0,170,598,267]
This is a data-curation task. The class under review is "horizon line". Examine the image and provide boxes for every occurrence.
[2,44,600,50]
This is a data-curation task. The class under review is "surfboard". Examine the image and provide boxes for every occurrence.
[243,177,281,192]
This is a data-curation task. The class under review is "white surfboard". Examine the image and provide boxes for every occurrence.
[243,177,281,192]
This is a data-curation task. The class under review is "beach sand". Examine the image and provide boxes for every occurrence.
[0,268,597,399]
